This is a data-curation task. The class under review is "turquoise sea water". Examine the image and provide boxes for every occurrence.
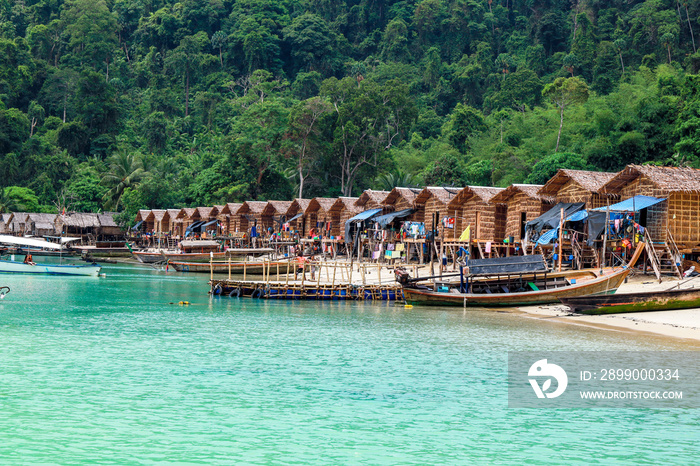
[0,262,697,464]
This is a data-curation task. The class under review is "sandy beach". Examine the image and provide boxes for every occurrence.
[516,273,700,344]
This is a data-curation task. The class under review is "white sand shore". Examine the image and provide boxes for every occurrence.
[516,274,700,344]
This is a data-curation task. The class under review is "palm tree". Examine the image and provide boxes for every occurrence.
[101,152,146,210]
[0,188,20,213]
[376,170,420,191]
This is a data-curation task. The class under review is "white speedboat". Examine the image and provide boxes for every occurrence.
[0,258,101,276]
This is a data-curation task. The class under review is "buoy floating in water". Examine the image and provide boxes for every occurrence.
[404,304,413,309]
[178,301,190,305]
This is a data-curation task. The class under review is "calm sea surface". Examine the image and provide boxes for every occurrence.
[0,261,697,464]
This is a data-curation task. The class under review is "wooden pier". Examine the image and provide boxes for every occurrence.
[208,259,408,301]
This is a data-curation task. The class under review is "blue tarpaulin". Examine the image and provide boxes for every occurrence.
[345,208,383,243]
[592,195,666,212]
[200,219,218,230]
[131,220,143,231]
[535,210,589,245]
[372,208,415,229]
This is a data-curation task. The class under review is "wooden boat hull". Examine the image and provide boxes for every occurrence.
[559,288,700,314]
[402,242,645,307]
[0,260,101,276]
[132,251,168,263]
[162,251,229,263]
[403,267,630,307]
[169,260,292,275]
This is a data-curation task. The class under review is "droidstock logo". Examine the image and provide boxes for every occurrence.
[528,359,568,399]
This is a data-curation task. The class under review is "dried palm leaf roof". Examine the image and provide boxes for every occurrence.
[61,212,100,228]
[355,190,390,207]
[219,203,243,215]
[601,164,700,194]
[98,212,119,228]
[287,198,312,215]
[382,187,423,206]
[135,209,151,222]
[330,197,361,213]
[147,209,168,223]
[448,186,506,208]
[196,206,218,219]
[26,213,57,231]
[262,201,293,215]
[489,184,554,204]
[240,201,268,214]
[538,169,618,196]
[176,208,198,219]
[414,187,462,205]
[1,213,13,223]
[307,198,337,213]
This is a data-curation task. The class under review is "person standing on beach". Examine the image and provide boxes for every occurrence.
[250,222,258,248]
[295,250,307,280]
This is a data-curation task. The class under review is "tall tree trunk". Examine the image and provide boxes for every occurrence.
[668,44,672,64]
[63,92,67,123]
[298,166,305,198]
[687,5,697,53]
[185,72,190,117]
[619,52,625,74]
[555,107,564,153]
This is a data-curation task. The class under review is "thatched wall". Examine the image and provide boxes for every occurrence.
[503,193,552,241]
[238,201,266,234]
[330,197,360,238]
[355,190,390,212]
[285,199,310,233]
[554,180,610,209]
[305,198,337,236]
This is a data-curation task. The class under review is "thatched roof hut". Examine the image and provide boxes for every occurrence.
[218,203,243,235]
[0,213,13,234]
[9,212,30,234]
[237,201,267,233]
[600,164,700,246]
[448,186,506,242]
[381,188,423,225]
[305,198,338,236]
[262,201,293,231]
[285,198,311,233]
[146,210,169,234]
[490,184,554,242]
[355,190,390,211]
[538,169,618,209]
[329,197,361,237]
[414,187,461,236]
[98,212,122,236]
[25,213,58,236]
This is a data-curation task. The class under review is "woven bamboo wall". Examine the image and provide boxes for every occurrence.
[552,180,613,209]
[619,175,668,199]
[504,193,550,241]
[423,197,448,236]
[458,200,503,242]
[667,193,700,245]
[305,208,332,236]
[286,204,305,232]
[337,208,358,238]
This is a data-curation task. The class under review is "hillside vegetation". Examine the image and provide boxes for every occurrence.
[1,0,700,220]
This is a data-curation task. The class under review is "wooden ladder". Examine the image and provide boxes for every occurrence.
[643,228,663,283]
[665,228,683,279]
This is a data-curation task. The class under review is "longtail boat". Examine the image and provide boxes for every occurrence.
[559,287,700,314]
[0,258,101,276]
[400,242,644,307]
[168,260,292,274]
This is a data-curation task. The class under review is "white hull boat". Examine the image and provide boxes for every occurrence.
[0,259,101,276]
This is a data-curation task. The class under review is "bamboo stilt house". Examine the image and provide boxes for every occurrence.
[329,197,361,238]
[146,210,169,235]
[176,208,201,236]
[25,213,58,236]
[490,184,554,243]
[447,186,506,242]
[414,187,461,238]
[355,190,390,212]
[57,213,102,241]
[285,198,311,233]
[381,187,423,221]
[135,209,152,233]
[237,201,267,235]
[537,169,618,209]
[166,209,184,237]
[262,201,292,232]
[305,198,338,236]
[97,212,122,238]
[0,213,13,234]
[195,206,220,237]
[600,164,700,247]
[218,203,243,235]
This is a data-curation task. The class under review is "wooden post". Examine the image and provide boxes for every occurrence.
[276,262,279,282]
[377,261,381,285]
[601,205,610,272]
[331,261,337,287]
[243,256,247,281]
[285,260,290,286]
[210,251,213,281]
[558,207,564,272]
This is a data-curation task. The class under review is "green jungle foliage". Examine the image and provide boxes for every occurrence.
[2,0,700,222]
